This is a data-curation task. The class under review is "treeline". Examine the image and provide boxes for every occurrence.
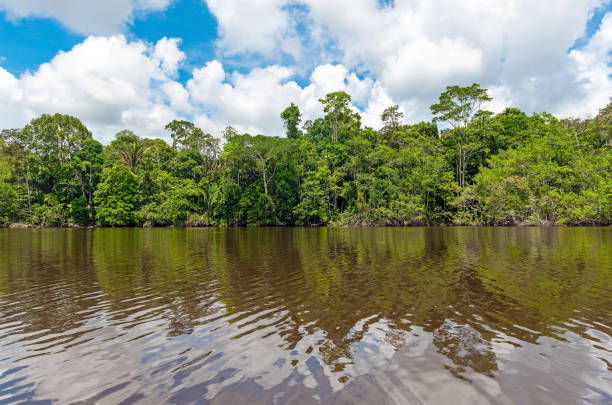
[1,84,610,227]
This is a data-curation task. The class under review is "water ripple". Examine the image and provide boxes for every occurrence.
[0,227,610,403]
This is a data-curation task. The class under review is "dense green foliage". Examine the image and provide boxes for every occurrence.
[1,86,611,227]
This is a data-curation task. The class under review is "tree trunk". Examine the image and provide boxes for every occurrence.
[333,115,338,142]
[458,142,464,189]
[456,155,460,189]
[24,170,32,219]
[88,165,94,222]
[262,162,268,194]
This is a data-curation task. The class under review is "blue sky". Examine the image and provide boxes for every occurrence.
[0,0,611,142]
[0,0,217,80]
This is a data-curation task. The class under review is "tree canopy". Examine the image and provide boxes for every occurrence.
[1,86,610,227]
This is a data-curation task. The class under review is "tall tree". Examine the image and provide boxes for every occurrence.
[165,120,219,171]
[381,105,404,134]
[22,113,92,167]
[222,125,239,141]
[108,130,148,173]
[1,128,35,218]
[380,105,405,147]
[229,135,286,195]
[94,165,141,226]
[319,91,360,142]
[0,151,17,224]
[281,103,302,139]
[71,139,104,224]
[430,84,492,188]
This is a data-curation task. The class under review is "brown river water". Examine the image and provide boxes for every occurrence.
[0,227,610,404]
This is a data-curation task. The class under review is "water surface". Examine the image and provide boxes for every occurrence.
[0,227,610,404]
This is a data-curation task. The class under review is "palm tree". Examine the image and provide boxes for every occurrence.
[111,130,148,173]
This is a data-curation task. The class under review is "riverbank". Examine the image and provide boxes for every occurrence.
[3,220,610,229]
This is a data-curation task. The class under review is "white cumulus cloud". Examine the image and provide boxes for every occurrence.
[205,0,291,57]
[1,1,611,143]
[0,0,173,35]
[0,36,187,142]
[187,61,383,137]
[204,0,612,121]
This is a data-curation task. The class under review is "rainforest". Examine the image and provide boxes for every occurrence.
[1,84,611,227]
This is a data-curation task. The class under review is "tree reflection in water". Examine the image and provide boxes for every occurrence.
[0,227,610,403]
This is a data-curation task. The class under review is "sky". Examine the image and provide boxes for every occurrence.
[0,0,611,143]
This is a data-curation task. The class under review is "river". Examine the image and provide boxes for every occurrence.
[0,227,610,404]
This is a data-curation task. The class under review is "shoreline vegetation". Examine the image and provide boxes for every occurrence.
[3,222,611,229]
[1,84,611,228]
